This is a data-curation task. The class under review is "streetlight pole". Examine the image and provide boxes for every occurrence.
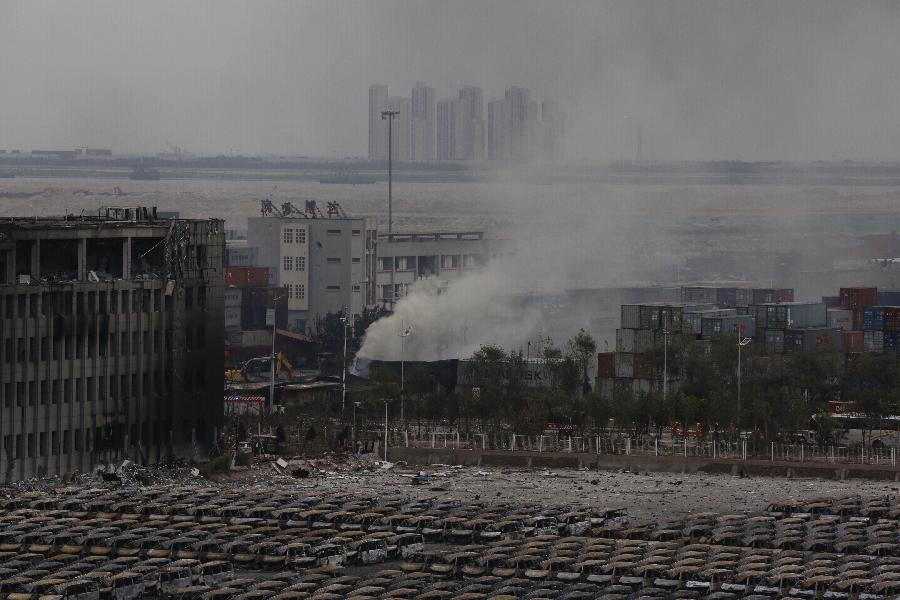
[383,399,389,462]
[268,295,285,411]
[398,326,411,426]
[340,312,352,414]
[737,335,752,430]
[381,109,399,311]
[662,329,670,402]
[352,401,360,446]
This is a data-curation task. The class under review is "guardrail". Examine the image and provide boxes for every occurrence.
[382,430,899,466]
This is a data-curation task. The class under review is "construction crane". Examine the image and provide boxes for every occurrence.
[225,352,295,383]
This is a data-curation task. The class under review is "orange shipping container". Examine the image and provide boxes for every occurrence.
[226,266,269,288]
[840,287,877,311]
[597,353,615,378]
[633,354,652,380]
[842,330,864,354]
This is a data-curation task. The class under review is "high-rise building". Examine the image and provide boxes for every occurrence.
[457,86,485,160]
[0,207,225,481]
[368,84,388,160]
[436,98,457,161]
[505,86,533,160]
[411,82,435,161]
[541,99,565,162]
[386,96,411,161]
[487,98,511,160]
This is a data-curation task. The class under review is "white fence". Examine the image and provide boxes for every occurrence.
[384,430,899,466]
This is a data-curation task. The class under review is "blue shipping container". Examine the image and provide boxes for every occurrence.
[864,306,886,330]
[884,331,900,353]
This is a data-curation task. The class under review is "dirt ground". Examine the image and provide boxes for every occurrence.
[222,458,900,522]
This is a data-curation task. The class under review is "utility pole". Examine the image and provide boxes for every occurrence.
[737,333,752,431]
[398,326,411,426]
[268,294,285,411]
[383,399,389,461]
[341,312,352,414]
[662,329,670,402]
[381,109,399,311]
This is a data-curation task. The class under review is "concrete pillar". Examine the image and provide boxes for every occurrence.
[4,249,14,283]
[30,240,40,279]
[122,238,131,279]
[77,239,87,281]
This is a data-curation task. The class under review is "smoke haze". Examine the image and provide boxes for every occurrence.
[3,1,900,160]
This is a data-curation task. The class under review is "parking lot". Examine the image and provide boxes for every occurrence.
[1,465,900,598]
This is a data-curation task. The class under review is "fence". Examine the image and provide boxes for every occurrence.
[381,430,899,467]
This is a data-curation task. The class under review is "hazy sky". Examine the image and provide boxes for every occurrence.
[3,1,900,161]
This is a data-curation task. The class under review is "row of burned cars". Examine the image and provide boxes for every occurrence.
[0,485,899,599]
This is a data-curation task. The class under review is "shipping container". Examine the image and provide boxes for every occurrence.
[224,288,243,308]
[701,315,756,339]
[826,309,853,330]
[598,377,614,398]
[877,290,900,306]
[597,352,615,378]
[852,308,864,331]
[614,353,634,378]
[864,330,884,353]
[616,329,635,353]
[613,378,632,393]
[680,286,718,305]
[839,287,878,311]
[620,304,641,330]
[842,330,864,354]
[764,329,784,354]
[751,288,794,304]
[735,288,752,307]
[783,328,842,353]
[224,306,241,328]
[885,307,900,332]
[821,296,841,309]
[751,302,826,329]
[863,306,886,330]
[633,354,652,379]
[226,266,269,288]
[683,308,737,336]
[226,329,273,348]
[884,331,900,353]
[632,378,652,395]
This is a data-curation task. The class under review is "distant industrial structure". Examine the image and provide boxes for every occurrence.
[369,83,563,162]
[376,231,511,305]
[0,207,225,482]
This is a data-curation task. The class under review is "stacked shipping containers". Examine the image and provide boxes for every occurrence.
[224,266,288,350]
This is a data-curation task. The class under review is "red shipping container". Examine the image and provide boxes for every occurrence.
[597,353,615,378]
[851,308,865,331]
[226,266,269,288]
[842,330,864,354]
[839,287,878,311]
[633,354,652,379]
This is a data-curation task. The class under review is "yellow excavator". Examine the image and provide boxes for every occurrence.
[225,353,294,383]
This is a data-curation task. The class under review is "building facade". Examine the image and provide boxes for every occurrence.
[247,209,377,330]
[0,207,225,482]
[376,231,510,304]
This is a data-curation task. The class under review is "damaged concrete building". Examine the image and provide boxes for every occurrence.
[0,207,224,481]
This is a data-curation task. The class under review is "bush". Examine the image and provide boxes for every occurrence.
[199,455,231,478]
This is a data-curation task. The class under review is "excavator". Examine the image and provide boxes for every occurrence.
[225,353,295,383]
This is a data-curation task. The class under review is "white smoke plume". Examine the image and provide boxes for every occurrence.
[357,261,544,362]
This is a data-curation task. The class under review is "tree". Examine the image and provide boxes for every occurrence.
[567,329,597,395]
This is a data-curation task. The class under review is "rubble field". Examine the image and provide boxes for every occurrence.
[1,457,900,599]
